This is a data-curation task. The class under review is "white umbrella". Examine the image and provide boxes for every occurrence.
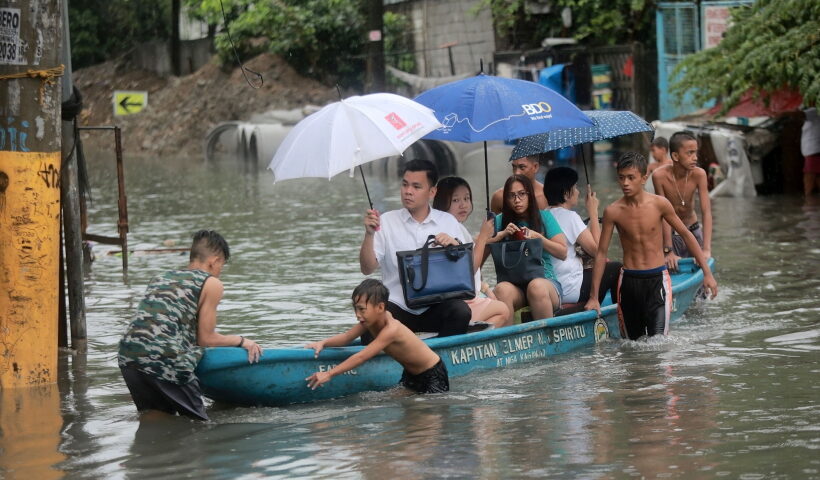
[268,93,443,184]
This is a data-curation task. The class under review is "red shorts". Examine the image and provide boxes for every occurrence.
[804,154,820,174]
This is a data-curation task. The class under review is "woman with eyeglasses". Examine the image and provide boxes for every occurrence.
[485,174,567,320]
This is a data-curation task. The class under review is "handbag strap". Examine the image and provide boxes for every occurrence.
[409,235,466,292]
[410,235,437,292]
[501,241,527,269]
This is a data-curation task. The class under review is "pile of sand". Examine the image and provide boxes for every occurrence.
[73,53,337,156]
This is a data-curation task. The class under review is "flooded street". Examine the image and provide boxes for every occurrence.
[2,148,818,479]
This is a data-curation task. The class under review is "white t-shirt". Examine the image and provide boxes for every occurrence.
[548,207,587,303]
[373,207,465,313]
[459,223,482,294]
[802,107,820,156]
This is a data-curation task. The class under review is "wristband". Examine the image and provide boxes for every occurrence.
[237,336,245,348]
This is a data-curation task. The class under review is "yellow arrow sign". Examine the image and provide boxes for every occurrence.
[113,90,148,116]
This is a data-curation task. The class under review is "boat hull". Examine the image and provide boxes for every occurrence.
[197,258,712,406]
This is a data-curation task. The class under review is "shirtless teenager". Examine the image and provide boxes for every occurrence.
[651,131,712,270]
[490,155,547,213]
[306,279,448,394]
[585,152,717,340]
[647,136,672,175]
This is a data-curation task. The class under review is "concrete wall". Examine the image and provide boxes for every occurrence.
[131,38,212,77]
[388,0,496,77]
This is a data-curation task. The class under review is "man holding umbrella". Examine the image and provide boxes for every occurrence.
[490,154,548,213]
[359,159,471,342]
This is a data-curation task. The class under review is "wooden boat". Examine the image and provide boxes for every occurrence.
[197,258,713,406]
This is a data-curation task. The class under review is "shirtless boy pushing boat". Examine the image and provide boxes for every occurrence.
[584,152,717,340]
[306,279,449,393]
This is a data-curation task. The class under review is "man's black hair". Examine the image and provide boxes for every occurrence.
[669,131,697,155]
[190,230,230,262]
[401,159,438,187]
[351,279,389,307]
[544,166,579,206]
[651,136,669,150]
[616,151,648,176]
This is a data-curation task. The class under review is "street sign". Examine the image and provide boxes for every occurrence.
[113,91,148,116]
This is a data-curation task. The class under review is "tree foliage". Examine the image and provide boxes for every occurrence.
[69,0,171,69]
[476,0,655,49]
[185,0,367,85]
[671,0,820,112]
[383,11,416,83]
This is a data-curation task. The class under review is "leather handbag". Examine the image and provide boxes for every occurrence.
[396,235,476,308]
[489,238,545,286]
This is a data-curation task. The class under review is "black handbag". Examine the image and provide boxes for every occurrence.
[489,238,545,286]
[396,235,476,308]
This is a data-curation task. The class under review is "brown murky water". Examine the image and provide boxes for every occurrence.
[1,147,818,479]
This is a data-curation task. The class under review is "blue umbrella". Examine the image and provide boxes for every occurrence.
[414,72,594,211]
[510,110,654,183]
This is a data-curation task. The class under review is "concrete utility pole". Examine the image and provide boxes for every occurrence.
[365,0,385,92]
[0,0,63,387]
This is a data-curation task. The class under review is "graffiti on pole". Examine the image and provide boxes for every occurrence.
[0,116,31,152]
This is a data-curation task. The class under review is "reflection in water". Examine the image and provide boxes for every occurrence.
[19,152,818,478]
[586,347,720,478]
[0,383,66,479]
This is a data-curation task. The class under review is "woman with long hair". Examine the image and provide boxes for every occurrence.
[487,174,567,320]
[434,176,511,327]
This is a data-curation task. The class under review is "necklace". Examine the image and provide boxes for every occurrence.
[672,170,690,206]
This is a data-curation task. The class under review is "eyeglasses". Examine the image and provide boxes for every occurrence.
[507,191,529,201]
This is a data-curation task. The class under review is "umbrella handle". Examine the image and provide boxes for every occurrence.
[359,165,374,210]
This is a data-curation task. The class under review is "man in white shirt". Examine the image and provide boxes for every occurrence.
[360,159,471,342]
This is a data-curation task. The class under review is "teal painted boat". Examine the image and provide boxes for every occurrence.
[197,258,713,407]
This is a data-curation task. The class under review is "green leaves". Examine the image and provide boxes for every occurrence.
[477,0,655,48]
[672,0,819,112]
[192,0,367,85]
[69,0,172,69]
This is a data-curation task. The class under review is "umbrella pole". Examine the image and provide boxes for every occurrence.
[484,141,492,218]
[359,165,374,210]
[582,145,591,186]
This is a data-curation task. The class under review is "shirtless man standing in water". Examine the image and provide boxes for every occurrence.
[651,131,712,270]
[585,152,717,340]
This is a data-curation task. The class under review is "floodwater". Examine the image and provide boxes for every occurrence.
[2,146,818,479]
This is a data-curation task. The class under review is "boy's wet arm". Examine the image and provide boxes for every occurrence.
[651,173,663,193]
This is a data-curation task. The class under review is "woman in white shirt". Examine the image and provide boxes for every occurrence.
[434,177,511,327]
[544,167,621,306]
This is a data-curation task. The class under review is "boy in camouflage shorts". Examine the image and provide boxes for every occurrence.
[118,230,262,420]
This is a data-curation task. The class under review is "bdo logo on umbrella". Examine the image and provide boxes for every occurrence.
[522,102,553,119]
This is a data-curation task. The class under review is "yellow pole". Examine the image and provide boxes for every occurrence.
[0,0,63,387]
[0,152,62,386]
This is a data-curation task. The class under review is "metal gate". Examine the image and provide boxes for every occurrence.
[656,0,752,120]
